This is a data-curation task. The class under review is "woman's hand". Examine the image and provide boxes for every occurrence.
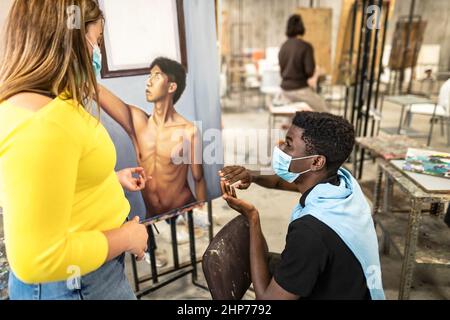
[116,167,147,192]
[220,181,258,221]
[121,216,148,261]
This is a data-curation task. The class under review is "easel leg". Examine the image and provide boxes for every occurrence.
[187,210,209,291]
[147,225,158,284]
[130,254,140,292]
[187,210,197,282]
[358,148,366,180]
[170,217,180,269]
[208,200,214,242]
[352,143,359,177]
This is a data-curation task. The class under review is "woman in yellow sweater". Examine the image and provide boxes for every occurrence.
[0,0,148,299]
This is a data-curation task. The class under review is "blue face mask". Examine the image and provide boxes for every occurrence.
[87,38,102,78]
[272,146,318,183]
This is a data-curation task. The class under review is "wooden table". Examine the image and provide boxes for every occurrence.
[372,159,450,300]
[353,134,426,179]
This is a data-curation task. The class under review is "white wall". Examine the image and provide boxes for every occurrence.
[222,0,342,68]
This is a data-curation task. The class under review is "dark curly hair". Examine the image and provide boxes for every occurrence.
[149,57,186,104]
[292,112,355,174]
[286,14,305,38]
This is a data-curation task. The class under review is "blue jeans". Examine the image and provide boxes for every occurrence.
[8,253,136,300]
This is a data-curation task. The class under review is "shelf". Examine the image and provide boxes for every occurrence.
[375,210,450,267]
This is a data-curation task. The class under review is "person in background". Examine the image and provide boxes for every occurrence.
[278,14,328,112]
[0,0,148,300]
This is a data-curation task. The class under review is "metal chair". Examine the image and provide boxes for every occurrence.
[405,78,450,146]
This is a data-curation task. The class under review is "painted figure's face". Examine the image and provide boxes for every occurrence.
[146,65,171,103]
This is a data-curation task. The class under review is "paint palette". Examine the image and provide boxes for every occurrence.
[403,148,450,179]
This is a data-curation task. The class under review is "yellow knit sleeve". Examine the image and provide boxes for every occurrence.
[3,116,108,284]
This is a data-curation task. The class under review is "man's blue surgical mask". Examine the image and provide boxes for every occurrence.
[87,38,102,78]
[272,146,318,183]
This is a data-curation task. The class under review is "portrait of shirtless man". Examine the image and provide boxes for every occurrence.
[98,57,206,218]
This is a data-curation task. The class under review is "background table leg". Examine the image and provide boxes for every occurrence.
[398,198,423,300]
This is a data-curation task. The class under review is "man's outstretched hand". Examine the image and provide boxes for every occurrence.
[220,180,258,221]
[219,166,252,190]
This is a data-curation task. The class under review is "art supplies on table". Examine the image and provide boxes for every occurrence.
[403,148,450,179]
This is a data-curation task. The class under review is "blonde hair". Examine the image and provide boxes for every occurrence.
[0,0,103,111]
